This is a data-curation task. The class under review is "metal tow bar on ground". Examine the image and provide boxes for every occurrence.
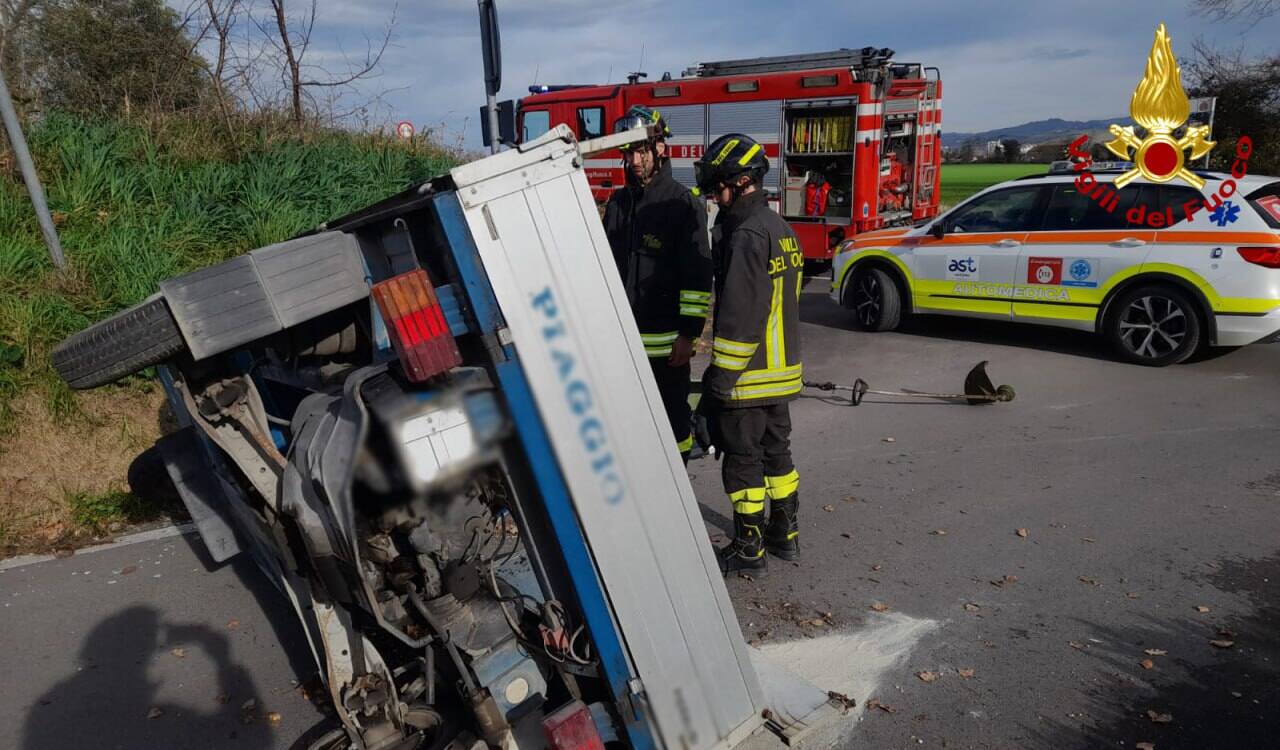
[803,360,1016,406]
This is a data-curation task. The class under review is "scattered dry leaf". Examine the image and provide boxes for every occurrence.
[1068,641,1086,650]
[842,495,858,503]
[1147,710,1173,724]
[883,437,896,443]
[958,668,975,679]
[170,648,187,659]
[266,712,282,724]
[146,707,163,720]
[867,698,897,714]
[916,670,940,683]
[871,564,883,571]
[226,619,241,630]
[827,691,856,711]
[1144,649,1168,656]
[1209,639,1235,649]
[809,619,828,627]
[991,575,1018,587]
[1127,592,1141,599]
[738,573,754,581]
[1136,743,1155,750]
[964,603,981,612]
[1194,606,1211,614]
[1016,528,1029,538]
[870,602,891,613]
[822,505,835,512]
[121,565,137,576]
[1078,576,1101,586]
[1082,537,1096,543]
[1140,659,1155,670]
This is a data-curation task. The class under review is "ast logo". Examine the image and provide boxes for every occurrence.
[946,255,980,280]
[1028,257,1063,285]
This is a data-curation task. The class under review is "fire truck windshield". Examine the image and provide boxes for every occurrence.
[522,110,550,142]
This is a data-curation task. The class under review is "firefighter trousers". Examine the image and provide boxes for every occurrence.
[718,402,798,515]
[650,358,693,460]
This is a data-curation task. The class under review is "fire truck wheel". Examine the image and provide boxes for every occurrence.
[845,266,901,332]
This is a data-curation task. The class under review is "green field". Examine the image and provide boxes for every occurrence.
[940,163,1049,207]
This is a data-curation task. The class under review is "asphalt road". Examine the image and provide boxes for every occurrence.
[5,277,1280,749]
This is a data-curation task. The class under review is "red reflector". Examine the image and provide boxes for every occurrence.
[542,700,605,750]
[1237,246,1280,269]
[372,269,462,382]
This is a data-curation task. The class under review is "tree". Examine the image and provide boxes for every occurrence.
[956,139,976,163]
[1027,141,1070,163]
[33,0,209,115]
[1182,40,1280,175]
[1000,138,1021,163]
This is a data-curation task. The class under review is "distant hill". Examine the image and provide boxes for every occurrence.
[940,117,1130,149]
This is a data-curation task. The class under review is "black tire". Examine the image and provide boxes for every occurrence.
[1104,284,1202,366]
[51,295,187,389]
[844,266,902,331]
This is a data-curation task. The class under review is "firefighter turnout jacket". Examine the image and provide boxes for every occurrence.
[603,161,713,357]
[703,190,804,407]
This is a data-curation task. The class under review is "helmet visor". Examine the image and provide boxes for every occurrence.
[614,114,651,150]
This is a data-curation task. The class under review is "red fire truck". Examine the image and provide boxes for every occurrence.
[515,48,943,264]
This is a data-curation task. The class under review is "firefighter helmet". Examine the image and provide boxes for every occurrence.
[695,133,770,193]
[613,105,670,150]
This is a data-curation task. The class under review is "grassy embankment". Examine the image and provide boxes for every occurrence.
[0,112,456,554]
[939,163,1049,207]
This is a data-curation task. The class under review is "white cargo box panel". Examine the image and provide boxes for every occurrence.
[449,126,766,748]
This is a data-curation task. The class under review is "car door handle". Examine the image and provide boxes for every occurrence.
[993,239,1021,248]
[1111,237,1146,248]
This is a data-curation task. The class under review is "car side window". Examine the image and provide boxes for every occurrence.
[948,187,1045,233]
[1040,184,1141,231]
[1158,185,1207,227]
[522,110,550,142]
[577,107,604,139]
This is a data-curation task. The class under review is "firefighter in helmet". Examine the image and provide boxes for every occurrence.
[694,133,803,575]
[602,105,713,463]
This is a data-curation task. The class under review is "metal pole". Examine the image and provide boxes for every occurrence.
[478,0,501,154]
[0,66,65,269]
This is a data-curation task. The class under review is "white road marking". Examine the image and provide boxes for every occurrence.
[0,523,196,571]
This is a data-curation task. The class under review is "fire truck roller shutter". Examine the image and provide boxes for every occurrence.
[656,104,707,190]
[708,100,782,195]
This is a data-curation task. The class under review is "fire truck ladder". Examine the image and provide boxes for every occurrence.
[917,67,941,206]
[683,48,895,78]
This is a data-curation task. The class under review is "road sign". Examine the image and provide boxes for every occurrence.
[396,121,415,139]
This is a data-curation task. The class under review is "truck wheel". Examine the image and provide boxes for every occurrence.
[51,295,187,389]
[1104,284,1202,366]
[845,266,902,331]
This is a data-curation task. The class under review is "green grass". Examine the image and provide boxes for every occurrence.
[940,163,1050,207]
[65,489,156,533]
[0,112,458,434]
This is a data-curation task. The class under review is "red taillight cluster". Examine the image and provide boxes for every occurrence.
[1237,246,1280,269]
[372,268,461,382]
[542,700,605,750]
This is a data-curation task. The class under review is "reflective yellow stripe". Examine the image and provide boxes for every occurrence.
[735,364,803,385]
[645,346,673,357]
[796,271,804,301]
[640,332,678,345]
[677,433,694,453]
[680,305,709,317]
[737,143,761,166]
[767,276,784,369]
[680,290,711,302]
[711,138,740,165]
[729,486,766,514]
[730,378,803,400]
[712,337,757,356]
[765,469,799,499]
[712,352,750,371]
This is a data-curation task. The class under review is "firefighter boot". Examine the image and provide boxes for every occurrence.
[718,512,768,576]
[764,494,800,561]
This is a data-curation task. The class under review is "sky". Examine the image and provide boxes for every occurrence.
[270,0,1280,146]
